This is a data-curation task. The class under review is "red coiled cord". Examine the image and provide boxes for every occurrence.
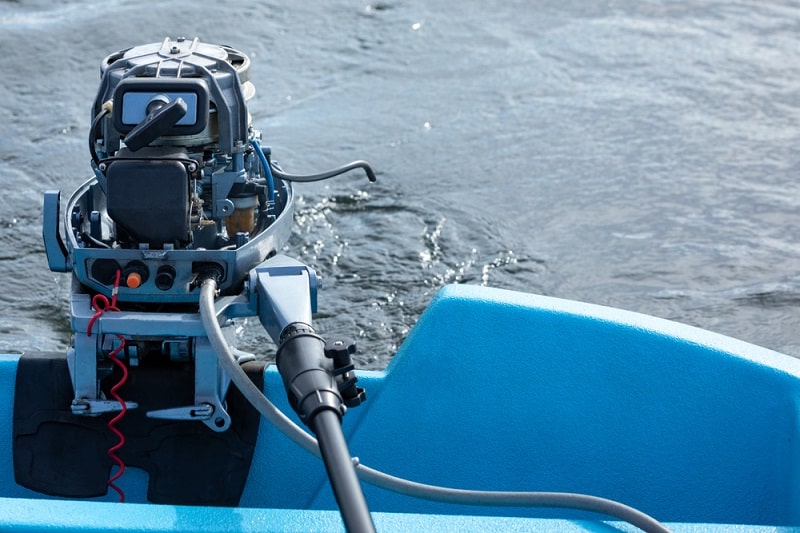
[87,269,128,503]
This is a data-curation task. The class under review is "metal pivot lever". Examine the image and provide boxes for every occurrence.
[71,399,139,415]
[146,337,232,432]
[146,404,214,420]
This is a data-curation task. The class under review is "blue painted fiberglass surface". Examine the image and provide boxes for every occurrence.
[330,285,800,525]
[3,284,800,531]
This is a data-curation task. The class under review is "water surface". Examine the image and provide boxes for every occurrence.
[0,0,798,367]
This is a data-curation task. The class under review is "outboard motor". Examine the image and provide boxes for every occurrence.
[41,37,290,433]
[19,38,374,523]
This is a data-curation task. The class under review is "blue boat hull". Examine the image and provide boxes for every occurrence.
[3,284,800,531]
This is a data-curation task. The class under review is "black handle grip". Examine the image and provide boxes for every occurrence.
[124,98,188,152]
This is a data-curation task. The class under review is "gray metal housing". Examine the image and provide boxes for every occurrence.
[92,37,253,155]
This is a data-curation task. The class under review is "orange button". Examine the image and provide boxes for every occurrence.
[126,272,142,288]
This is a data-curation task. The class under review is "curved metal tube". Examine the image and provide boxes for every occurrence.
[270,160,377,183]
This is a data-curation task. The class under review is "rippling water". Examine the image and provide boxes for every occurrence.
[1,0,798,367]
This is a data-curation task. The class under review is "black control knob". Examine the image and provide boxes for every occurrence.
[155,265,177,291]
[122,260,149,289]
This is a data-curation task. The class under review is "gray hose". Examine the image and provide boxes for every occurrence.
[198,279,671,533]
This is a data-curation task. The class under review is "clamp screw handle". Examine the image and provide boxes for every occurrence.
[324,337,357,368]
[324,337,366,408]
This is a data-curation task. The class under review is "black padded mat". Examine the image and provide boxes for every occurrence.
[13,351,265,506]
